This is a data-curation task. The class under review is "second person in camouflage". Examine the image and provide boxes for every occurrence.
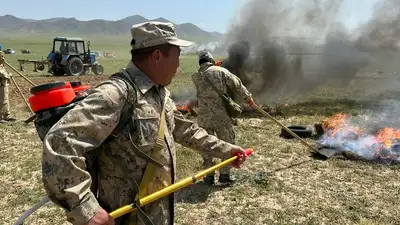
[191,51,253,185]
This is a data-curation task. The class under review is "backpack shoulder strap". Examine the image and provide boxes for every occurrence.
[109,70,137,136]
[137,95,167,199]
[109,70,166,169]
[127,94,167,225]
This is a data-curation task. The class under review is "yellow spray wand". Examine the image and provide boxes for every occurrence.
[109,148,254,219]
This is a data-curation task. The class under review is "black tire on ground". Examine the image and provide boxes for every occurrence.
[92,64,104,75]
[280,125,313,139]
[66,57,84,76]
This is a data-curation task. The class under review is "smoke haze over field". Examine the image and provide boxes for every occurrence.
[181,41,221,55]
[218,0,400,104]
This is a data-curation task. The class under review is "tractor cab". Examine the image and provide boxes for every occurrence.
[48,37,103,76]
[53,37,86,56]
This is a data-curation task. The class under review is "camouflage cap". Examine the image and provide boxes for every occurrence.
[199,50,214,60]
[130,21,193,50]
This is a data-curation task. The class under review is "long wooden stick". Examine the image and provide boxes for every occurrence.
[250,102,318,153]
[4,60,37,86]
[10,76,33,113]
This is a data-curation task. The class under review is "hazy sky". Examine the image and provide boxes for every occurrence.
[1,0,379,33]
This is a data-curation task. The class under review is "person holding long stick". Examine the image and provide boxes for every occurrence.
[0,51,16,123]
[41,21,249,225]
[191,51,253,185]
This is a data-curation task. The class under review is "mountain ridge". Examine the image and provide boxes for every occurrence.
[0,14,224,42]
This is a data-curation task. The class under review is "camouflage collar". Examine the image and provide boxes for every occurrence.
[199,62,213,71]
[125,60,156,94]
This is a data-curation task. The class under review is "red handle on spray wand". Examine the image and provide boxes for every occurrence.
[232,148,254,166]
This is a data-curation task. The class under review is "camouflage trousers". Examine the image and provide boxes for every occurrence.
[201,124,235,175]
[0,79,11,120]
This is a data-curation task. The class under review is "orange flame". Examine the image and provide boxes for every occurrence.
[322,113,362,136]
[376,127,400,148]
[322,113,400,162]
[176,104,191,113]
[322,113,348,131]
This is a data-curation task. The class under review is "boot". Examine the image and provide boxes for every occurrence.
[218,174,236,185]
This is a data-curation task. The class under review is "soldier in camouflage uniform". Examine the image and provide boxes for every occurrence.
[191,51,253,185]
[0,52,16,123]
[42,21,249,225]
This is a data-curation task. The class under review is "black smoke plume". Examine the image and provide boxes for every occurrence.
[220,0,400,104]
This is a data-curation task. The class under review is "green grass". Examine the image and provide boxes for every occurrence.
[1,36,400,225]
[2,36,135,75]
[1,36,222,93]
[0,36,204,75]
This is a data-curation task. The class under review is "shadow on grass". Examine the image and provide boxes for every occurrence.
[175,182,230,204]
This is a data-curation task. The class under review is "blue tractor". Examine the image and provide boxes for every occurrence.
[47,37,104,76]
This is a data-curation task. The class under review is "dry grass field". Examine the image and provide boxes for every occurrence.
[1,37,400,225]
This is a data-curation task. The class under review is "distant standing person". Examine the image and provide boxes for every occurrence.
[191,51,253,185]
[0,51,16,123]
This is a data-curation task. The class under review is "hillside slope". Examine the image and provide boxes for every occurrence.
[0,14,223,42]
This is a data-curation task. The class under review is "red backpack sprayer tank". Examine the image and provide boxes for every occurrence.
[28,81,92,140]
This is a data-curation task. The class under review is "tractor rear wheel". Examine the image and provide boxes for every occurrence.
[92,64,104,75]
[66,57,84,76]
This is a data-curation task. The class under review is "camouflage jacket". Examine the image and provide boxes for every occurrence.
[42,61,234,225]
[191,62,252,125]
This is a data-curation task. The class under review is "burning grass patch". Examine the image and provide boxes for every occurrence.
[316,112,400,165]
